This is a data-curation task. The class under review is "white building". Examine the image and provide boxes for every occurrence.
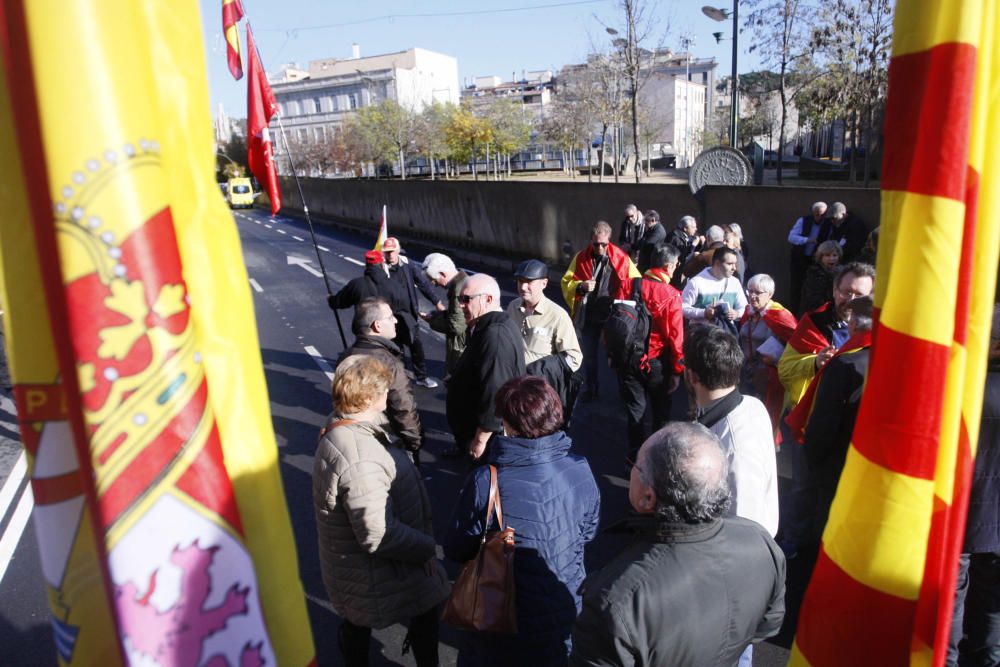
[641,73,706,167]
[460,70,555,126]
[270,46,459,146]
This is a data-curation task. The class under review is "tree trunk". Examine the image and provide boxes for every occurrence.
[587,143,593,183]
[399,146,406,180]
[777,66,787,184]
[613,128,620,184]
[428,152,435,181]
[599,124,608,183]
[631,84,641,183]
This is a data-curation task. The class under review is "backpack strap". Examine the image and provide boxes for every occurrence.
[631,276,644,306]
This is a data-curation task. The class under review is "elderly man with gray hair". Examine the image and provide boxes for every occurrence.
[818,201,868,263]
[421,252,469,375]
[666,214,705,267]
[445,273,525,460]
[788,201,828,313]
[570,422,786,667]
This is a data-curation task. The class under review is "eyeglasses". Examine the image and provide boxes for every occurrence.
[747,290,770,297]
[836,287,866,299]
[458,293,487,304]
[592,241,609,248]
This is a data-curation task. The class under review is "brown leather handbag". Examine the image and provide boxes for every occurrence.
[441,464,517,633]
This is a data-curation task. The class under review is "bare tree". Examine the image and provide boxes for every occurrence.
[744,0,822,183]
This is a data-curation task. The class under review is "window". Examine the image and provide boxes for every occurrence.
[315,126,326,143]
[331,96,339,112]
[349,93,358,110]
[298,128,309,143]
[313,97,322,114]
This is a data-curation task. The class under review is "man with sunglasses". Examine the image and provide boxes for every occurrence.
[561,221,640,401]
[445,273,525,461]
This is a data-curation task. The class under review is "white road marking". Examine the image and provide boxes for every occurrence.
[254,220,261,225]
[342,256,364,267]
[318,245,330,252]
[0,452,27,522]
[249,278,263,293]
[276,229,287,235]
[287,255,323,277]
[304,345,335,381]
[0,472,33,585]
[292,236,304,242]
[265,225,273,229]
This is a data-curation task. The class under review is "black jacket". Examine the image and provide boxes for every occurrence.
[803,347,870,473]
[570,516,785,667]
[329,264,406,312]
[636,223,667,273]
[446,310,526,443]
[665,226,699,263]
[388,259,440,319]
[800,264,836,315]
[618,217,644,259]
[964,367,1000,553]
[818,215,868,262]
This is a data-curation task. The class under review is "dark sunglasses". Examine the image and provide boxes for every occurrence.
[458,293,487,304]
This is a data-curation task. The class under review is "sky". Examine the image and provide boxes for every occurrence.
[199,0,763,119]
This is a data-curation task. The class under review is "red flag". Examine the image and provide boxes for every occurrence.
[222,0,244,80]
[246,26,281,215]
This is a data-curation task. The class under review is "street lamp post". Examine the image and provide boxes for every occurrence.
[680,34,695,167]
[703,2,739,148]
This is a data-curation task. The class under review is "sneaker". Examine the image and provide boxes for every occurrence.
[414,376,439,389]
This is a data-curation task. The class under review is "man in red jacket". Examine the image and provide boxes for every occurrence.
[615,245,685,459]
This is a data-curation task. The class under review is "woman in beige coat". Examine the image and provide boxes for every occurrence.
[313,355,449,666]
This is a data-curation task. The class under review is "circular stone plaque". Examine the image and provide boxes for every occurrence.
[689,146,753,194]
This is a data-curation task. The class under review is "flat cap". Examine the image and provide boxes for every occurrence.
[514,259,548,280]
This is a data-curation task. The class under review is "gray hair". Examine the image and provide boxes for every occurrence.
[727,222,744,239]
[423,252,455,279]
[463,272,501,304]
[592,221,613,238]
[830,202,848,218]
[704,225,725,243]
[625,204,638,215]
[641,422,731,524]
[747,274,775,294]
[812,201,828,215]
[679,215,696,229]
[352,297,390,336]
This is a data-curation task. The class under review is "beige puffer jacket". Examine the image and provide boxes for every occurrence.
[312,416,449,629]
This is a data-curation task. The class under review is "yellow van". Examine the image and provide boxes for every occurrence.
[226,177,254,209]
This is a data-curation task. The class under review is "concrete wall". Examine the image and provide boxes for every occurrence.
[279,177,880,303]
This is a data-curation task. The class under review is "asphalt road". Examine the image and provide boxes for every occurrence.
[0,208,808,666]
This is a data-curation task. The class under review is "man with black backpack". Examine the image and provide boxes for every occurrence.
[605,246,685,460]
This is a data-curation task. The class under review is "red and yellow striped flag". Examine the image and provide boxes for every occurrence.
[0,1,314,664]
[222,0,244,80]
[791,2,1000,666]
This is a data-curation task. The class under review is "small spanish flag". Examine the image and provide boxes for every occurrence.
[222,0,244,80]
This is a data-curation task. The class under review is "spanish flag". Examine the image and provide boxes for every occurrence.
[222,0,245,80]
[373,204,388,250]
[791,2,1000,666]
[0,1,314,664]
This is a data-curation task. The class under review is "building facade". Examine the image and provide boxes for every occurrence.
[269,47,459,148]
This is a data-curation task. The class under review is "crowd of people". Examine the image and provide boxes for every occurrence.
[315,201,997,666]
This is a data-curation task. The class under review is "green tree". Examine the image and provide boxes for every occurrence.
[444,104,493,180]
[413,101,456,180]
[486,99,532,179]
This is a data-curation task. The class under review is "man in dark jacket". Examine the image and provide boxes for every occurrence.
[617,203,644,263]
[446,273,525,460]
[801,296,873,542]
[665,214,704,268]
[327,250,405,313]
[339,298,422,454]
[421,252,468,375]
[382,237,444,389]
[817,201,868,263]
[948,304,1000,667]
[636,209,667,273]
[571,422,785,667]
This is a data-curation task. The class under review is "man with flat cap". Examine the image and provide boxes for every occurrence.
[507,259,583,419]
[327,250,406,314]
